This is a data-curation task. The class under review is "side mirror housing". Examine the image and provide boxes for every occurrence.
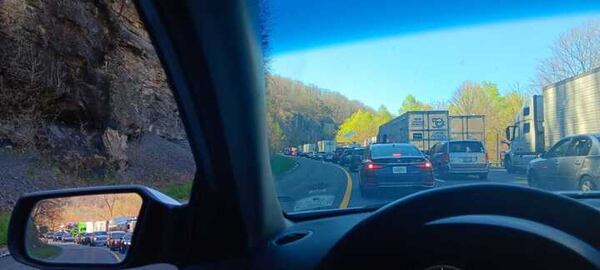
[8,185,183,269]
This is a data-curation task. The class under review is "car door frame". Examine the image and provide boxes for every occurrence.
[540,137,572,187]
[564,135,595,189]
[139,0,286,266]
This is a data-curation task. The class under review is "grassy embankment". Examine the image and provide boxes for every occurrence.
[0,212,8,247]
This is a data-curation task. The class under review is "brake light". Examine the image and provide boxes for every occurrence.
[416,161,432,169]
[485,152,489,162]
[367,163,384,170]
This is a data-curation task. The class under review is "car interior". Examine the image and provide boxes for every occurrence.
[6,1,600,270]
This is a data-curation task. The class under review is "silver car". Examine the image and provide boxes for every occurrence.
[429,140,489,179]
[528,134,600,191]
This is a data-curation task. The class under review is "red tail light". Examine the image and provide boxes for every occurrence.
[416,161,432,169]
[485,152,489,162]
[443,154,449,162]
[366,163,384,170]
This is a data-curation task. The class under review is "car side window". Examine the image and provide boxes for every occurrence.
[546,139,571,158]
[567,137,592,157]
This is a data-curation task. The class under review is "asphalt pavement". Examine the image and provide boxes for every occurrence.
[0,241,175,269]
[276,156,528,211]
[43,241,124,264]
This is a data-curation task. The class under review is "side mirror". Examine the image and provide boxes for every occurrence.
[9,185,182,269]
[505,126,514,141]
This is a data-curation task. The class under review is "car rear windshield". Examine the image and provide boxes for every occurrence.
[95,232,107,235]
[449,142,484,153]
[111,233,125,238]
[371,145,421,157]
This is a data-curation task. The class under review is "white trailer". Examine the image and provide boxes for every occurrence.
[317,140,336,153]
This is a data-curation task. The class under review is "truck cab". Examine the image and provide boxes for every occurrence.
[504,95,544,173]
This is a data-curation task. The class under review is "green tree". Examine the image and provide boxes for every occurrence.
[335,107,393,144]
[398,95,432,115]
[449,81,525,162]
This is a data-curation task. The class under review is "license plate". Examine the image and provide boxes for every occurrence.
[393,166,407,174]
[462,157,474,163]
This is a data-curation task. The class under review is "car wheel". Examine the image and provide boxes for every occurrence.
[579,176,596,192]
[505,158,515,174]
[528,171,539,188]
[478,173,488,180]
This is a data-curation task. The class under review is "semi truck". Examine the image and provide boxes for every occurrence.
[504,67,600,173]
[317,140,336,153]
[302,143,317,154]
[377,110,485,152]
[503,95,544,173]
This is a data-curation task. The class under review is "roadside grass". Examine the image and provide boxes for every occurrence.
[271,154,295,176]
[29,243,62,259]
[0,211,9,247]
[159,181,194,202]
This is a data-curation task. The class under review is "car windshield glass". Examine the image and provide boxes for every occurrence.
[449,142,485,153]
[372,145,421,157]
[111,233,125,238]
[263,1,600,214]
[353,149,365,155]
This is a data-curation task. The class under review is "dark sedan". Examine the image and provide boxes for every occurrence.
[359,143,435,197]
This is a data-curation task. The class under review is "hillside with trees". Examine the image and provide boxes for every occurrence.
[266,75,368,150]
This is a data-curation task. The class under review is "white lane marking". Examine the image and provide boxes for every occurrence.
[293,195,335,211]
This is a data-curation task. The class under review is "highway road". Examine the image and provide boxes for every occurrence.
[43,241,124,264]
[0,241,175,269]
[276,156,528,212]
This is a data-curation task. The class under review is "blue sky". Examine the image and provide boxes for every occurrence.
[268,13,600,112]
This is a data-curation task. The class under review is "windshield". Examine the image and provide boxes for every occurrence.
[265,1,600,213]
[449,142,484,153]
[110,233,125,239]
[372,144,421,158]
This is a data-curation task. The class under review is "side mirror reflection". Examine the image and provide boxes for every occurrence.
[26,193,142,264]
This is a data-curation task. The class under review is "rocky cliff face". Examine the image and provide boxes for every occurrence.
[0,0,186,172]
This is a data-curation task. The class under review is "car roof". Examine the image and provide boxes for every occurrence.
[370,143,414,148]
[446,140,483,143]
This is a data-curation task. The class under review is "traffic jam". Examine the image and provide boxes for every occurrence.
[285,67,600,195]
[285,112,490,197]
[41,217,136,254]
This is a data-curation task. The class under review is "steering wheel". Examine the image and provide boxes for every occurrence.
[323,184,600,270]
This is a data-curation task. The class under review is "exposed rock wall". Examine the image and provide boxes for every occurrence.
[0,0,186,171]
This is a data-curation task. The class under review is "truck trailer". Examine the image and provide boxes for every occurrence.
[377,111,485,152]
[377,110,449,151]
[317,140,336,153]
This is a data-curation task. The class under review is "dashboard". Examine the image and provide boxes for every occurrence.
[250,189,600,270]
